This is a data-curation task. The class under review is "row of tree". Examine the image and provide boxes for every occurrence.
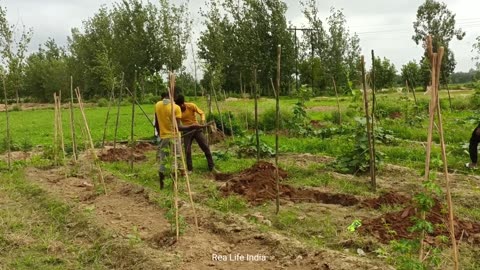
[0,0,479,102]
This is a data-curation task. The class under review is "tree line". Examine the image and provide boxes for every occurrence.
[0,0,479,103]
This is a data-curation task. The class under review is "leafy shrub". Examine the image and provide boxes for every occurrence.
[258,108,292,131]
[11,105,22,111]
[97,98,109,107]
[237,111,254,130]
[235,135,274,158]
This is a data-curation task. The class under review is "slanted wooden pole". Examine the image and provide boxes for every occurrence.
[332,77,341,125]
[113,72,124,149]
[223,89,235,139]
[361,56,376,191]
[370,50,377,190]
[57,92,66,164]
[2,77,11,170]
[75,87,108,195]
[69,76,77,162]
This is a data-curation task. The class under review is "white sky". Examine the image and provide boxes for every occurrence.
[3,0,480,74]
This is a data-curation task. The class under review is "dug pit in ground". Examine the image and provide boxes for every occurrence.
[216,161,359,206]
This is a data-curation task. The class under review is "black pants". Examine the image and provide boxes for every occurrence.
[184,129,214,171]
[469,127,480,164]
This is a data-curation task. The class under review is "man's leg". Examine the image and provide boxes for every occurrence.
[194,130,215,171]
[157,138,171,189]
[183,131,195,171]
[469,139,478,168]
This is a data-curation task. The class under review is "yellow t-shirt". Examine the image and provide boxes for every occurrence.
[155,100,182,139]
[180,102,205,126]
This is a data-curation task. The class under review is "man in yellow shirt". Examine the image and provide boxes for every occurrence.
[154,90,204,189]
[175,94,216,173]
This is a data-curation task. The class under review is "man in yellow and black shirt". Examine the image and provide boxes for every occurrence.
[154,89,204,189]
[175,94,216,173]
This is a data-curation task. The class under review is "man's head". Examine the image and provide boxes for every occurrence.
[160,92,168,99]
[175,94,186,111]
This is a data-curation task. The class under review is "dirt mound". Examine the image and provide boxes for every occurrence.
[207,131,226,145]
[359,199,480,244]
[99,148,146,162]
[218,161,359,206]
[135,142,156,151]
[361,192,411,209]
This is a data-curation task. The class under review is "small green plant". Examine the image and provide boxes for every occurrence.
[97,98,109,107]
[235,135,275,158]
[126,226,142,246]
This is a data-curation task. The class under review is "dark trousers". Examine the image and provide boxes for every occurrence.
[469,127,480,164]
[184,129,214,171]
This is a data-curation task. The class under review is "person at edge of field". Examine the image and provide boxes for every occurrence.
[155,88,205,189]
[466,123,480,169]
[174,94,218,174]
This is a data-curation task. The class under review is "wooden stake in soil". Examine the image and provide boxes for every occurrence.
[211,82,225,134]
[222,89,235,139]
[69,76,77,162]
[129,70,137,171]
[253,66,260,162]
[370,50,377,190]
[421,35,459,269]
[53,93,59,166]
[2,77,11,170]
[113,72,124,149]
[360,56,376,191]
[75,87,108,195]
[57,92,66,164]
[274,44,281,215]
[101,81,116,148]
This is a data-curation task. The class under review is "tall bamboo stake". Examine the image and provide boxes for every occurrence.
[211,82,225,133]
[3,77,11,170]
[434,48,458,270]
[168,72,180,240]
[53,93,59,166]
[113,72,124,149]
[274,45,281,215]
[57,92,66,164]
[332,77,341,125]
[222,89,235,139]
[370,50,377,190]
[361,56,376,191]
[444,74,453,112]
[75,88,108,195]
[253,67,260,162]
[69,76,77,162]
[101,81,116,148]
[130,70,137,171]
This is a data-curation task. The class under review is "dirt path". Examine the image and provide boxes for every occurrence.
[25,166,392,270]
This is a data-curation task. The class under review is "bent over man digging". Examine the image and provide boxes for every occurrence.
[154,89,205,189]
[175,94,217,173]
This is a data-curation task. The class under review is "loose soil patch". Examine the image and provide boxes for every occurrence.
[98,142,155,162]
[361,192,411,209]
[217,161,359,206]
[207,130,226,145]
[359,199,480,244]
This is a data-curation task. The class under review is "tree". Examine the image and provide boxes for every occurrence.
[401,60,421,89]
[371,56,397,89]
[0,5,32,104]
[412,0,465,85]
[300,1,361,94]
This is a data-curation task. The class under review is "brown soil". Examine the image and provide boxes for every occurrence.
[359,199,480,244]
[24,163,391,269]
[98,142,155,162]
[310,120,325,129]
[217,161,359,206]
[388,111,402,119]
[361,192,411,209]
[208,131,226,145]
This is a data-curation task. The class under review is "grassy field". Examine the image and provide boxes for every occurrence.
[1,89,480,269]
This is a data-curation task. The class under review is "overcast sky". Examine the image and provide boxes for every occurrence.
[3,0,480,75]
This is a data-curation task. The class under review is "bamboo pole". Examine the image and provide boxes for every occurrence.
[129,70,137,171]
[168,72,180,240]
[274,44,281,215]
[332,77,341,125]
[69,76,77,162]
[113,72,124,149]
[253,67,259,162]
[211,82,224,134]
[53,93,59,166]
[434,48,459,270]
[101,81,116,148]
[370,50,377,189]
[57,92,66,164]
[2,77,11,170]
[361,56,376,191]
[222,89,235,139]
[75,87,108,195]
